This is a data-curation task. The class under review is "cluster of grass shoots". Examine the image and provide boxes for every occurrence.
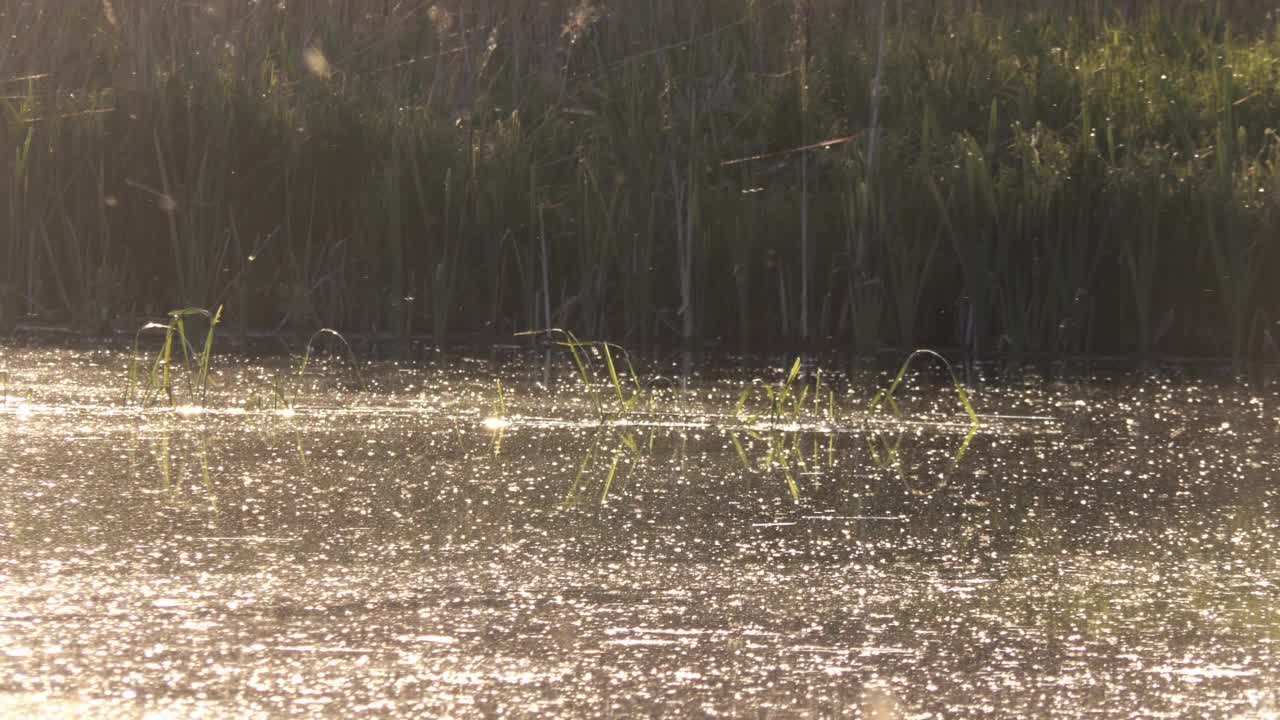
[734,358,838,426]
[517,328,646,421]
[126,306,222,408]
[125,308,363,411]
[866,349,981,489]
[522,333,984,503]
[562,428,644,508]
[244,328,367,411]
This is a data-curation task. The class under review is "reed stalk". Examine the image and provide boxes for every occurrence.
[6,2,1280,366]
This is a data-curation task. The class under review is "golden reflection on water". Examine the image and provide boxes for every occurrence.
[0,348,1278,716]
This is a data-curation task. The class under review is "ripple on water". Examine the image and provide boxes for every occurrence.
[0,347,1277,716]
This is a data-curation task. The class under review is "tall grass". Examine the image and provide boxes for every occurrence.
[4,2,1280,365]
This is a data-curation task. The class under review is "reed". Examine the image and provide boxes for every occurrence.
[6,2,1280,366]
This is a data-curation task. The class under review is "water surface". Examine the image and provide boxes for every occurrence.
[1,347,1277,717]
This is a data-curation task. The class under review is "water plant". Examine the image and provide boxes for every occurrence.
[518,328,644,420]
[732,357,838,428]
[274,328,366,409]
[126,305,222,407]
[9,3,1280,369]
[561,429,639,508]
[870,350,977,423]
[866,349,981,487]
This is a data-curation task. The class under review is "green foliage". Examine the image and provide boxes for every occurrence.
[127,306,222,407]
[520,328,644,420]
[6,2,1280,365]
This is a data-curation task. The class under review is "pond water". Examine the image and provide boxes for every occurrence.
[1,346,1278,718]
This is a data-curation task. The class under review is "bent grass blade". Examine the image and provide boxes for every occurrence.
[869,349,980,439]
[563,432,601,509]
[291,328,365,407]
[729,433,752,471]
[600,444,624,505]
[197,305,223,405]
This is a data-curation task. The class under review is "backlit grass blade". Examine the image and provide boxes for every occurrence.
[729,433,752,470]
[150,324,174,407]
[197,305,222,406]
[783,464,800,502]
[561,338,591,389]
[599,445,623,504]
[293,328,365,406]
[602,342,624,406]
[779,357,801,410]
[517,328,598,412]
[156,307,214,405]
[620,351,644,412]
[128,321,170,405]
[869,349,979,428]
[174,314,193,403]
[954,422,978,464]
[562,437,598,509]
[494,379,507,417]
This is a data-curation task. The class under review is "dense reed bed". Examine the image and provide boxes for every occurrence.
[3,1,1280,368]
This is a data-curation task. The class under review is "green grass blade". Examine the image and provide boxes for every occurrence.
[729,433,751,470]
[954,423,978,464]
[623,354,643,398]
[563,439,597,509]
[129,321,171,406]
[602,343,624,406]
[600,446,623,504]
[197,305,222,406]
[619,431,639,456]
[796,384,810,419]
[175,316,193,403]
[294,328,365,405]
[783,465,800,502]
[780,357,801,405]
[148,323,174,407]
[870,349,980,428]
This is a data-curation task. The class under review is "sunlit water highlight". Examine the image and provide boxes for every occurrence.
[1,347,1278,717]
